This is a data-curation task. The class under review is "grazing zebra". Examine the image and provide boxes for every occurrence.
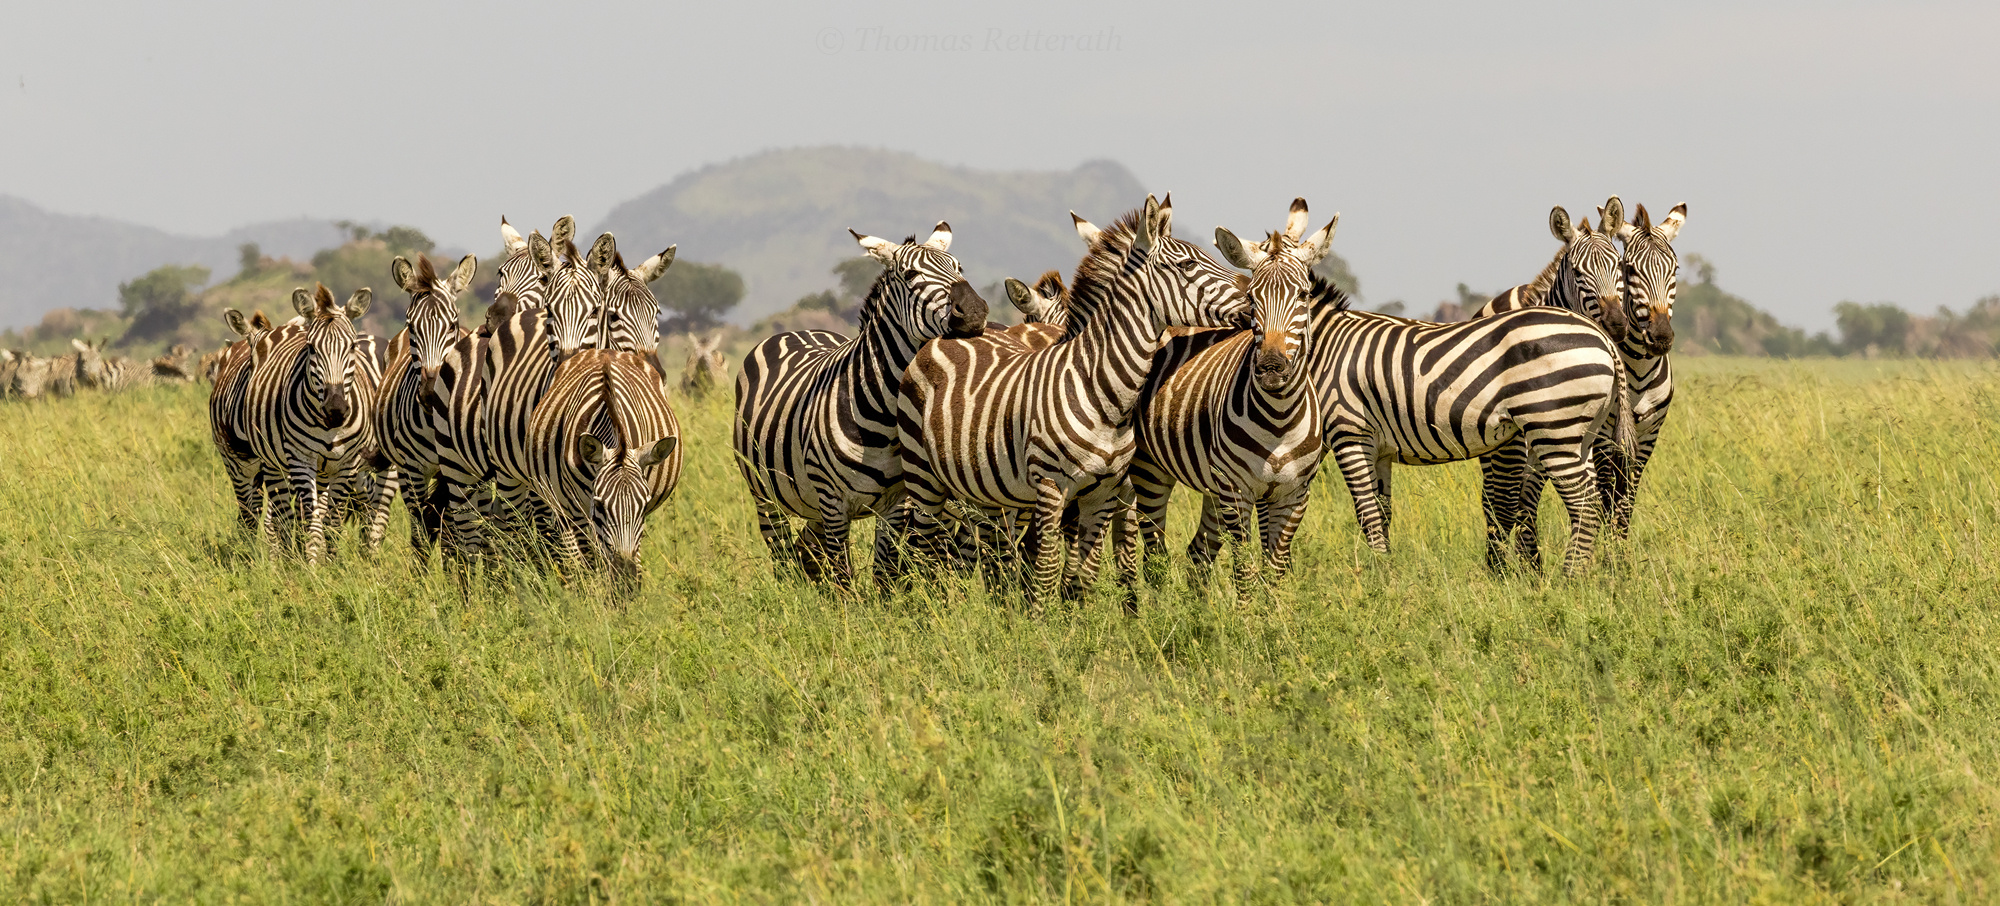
[375,253,478,555]
[892,195,1254,607]
[209,309,291,537]
[444,231,614,560]
[526,349,683,590]
[1127,199,1335,603]
[152,344,198,383]
[245,284,392,564]
[0,350,18,399]
[679,331,728,398]
[1303,276,1632,574]
[733,222,989,589]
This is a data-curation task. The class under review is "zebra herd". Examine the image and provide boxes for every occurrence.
[2,340,202,400]
[205,216,684,589]
[186,191,1680,605]
[738,193,1684,608]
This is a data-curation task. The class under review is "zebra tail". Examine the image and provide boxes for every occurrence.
[1611,350,1637,461]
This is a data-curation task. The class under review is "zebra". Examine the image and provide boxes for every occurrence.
[375,253,478,555]
[892,194,1255,607]
[1005,270,1069,327]
[1302,272,1633,575]
[733,222,989,589]
[587,236,675,361]
[0,350,18,399]
[443,231,614,561]
[1596,202,1684,538]
[679,331,729,398]
[494,215,569,312]
[1126,198,1335,603]
[525,349,683,590]
[72,338,149,391]
[209,308,291,538]
[245,284,392,564]
[1478,199,1629,341]
[151,344,198,383]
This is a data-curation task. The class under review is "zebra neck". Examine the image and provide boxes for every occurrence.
[1052,288,1168,422]
[1617,340,1666,377]
[1546,265,1596,322]
[1522,246,1566,303]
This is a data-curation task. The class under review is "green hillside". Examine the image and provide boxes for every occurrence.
[594,147,1148,321]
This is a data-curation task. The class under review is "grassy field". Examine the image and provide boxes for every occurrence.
[3,356,1999,902]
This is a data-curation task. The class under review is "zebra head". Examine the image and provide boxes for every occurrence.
[494,216,558,311]
[296,283,372,429]
[1215,197,1339,392]
[1069,194,1252,336]
[531,231,603,361]
[588,234,676,356]
[391,253,476,394]
[849,223,989,343]
[576,425,678,590]
[1549,199,1629,343]
[68,337,110,389]
[1003,271,1069,325]
[1615,203,1686,356]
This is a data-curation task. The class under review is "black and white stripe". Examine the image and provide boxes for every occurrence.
[375,253,477,555]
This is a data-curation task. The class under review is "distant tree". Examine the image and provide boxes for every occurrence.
[1834,301,1913,357]
[1313,251,1362,302]
[658,261,746,333]
[238,243,262,278]
[117,264,211,346]
[378,226,435,255]
[834,256,879,300]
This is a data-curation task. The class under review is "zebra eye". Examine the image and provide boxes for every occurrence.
[1176,258,1199,272]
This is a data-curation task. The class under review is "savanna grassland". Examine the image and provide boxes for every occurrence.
[3,356,1999,903]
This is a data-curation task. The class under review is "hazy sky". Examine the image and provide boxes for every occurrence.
[3,1,1995,330]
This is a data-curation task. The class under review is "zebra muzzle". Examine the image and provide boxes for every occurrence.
[945,280,989,338]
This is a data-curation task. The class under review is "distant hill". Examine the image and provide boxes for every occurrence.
[593,147,1148,323]
[0,195,349,329]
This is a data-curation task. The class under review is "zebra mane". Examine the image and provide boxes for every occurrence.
[1307,271,1353,316]
[1524,242,1567,301]
[1058,208,1147,342]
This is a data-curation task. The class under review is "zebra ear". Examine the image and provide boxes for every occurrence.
[1657,203,1686,241]
[391,256,418,293]
[449,255,478,295]
[1213,227,1261,270]
[1632,204,1653,236]
[636,435,678,468]
[225,309,249,337]
[587,233,620,272]
[551,215,575,251]
[1549,207,1576,243]
[1133,195,1159,254]
[1298,214,1340,266]
[1071,212,1102,246]
[577,433,607,467]
[251,310,273,331]
[345,288,373,320]
[850,229,900,264]
[1004,278,1034,313]
[71,338,89,354]
[634,246,675,283]
[922,222,952,251]
[1598,197,1625,238]
[500,216,527,253]
[1153,193,1174,237]
[291,287,315,317]
[1284,198,1310,241]
[529,232,556,273]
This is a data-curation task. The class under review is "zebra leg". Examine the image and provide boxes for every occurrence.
[1515,461,1548,570]
[815,503,856,592]
[1110,483,1140,614]
[1185,496,1224,585]
[1532,441,1604,576]
[1131,455,1176,587]
[1602,433,1656,539]
[1062,499,1114,604]
[870,493,911,592]
[1259,483,1312,582]
[303,475,331,567]
[1329,436,1389,553]
[1479,450,1523,572]
[361,467,396,556]
[1218,490,1259,607]
[1028,477,1068,609]
[1374,455,1395,541]
[225,459,265,539]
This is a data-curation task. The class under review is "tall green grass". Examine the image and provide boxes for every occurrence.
[2,356,1997,902]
